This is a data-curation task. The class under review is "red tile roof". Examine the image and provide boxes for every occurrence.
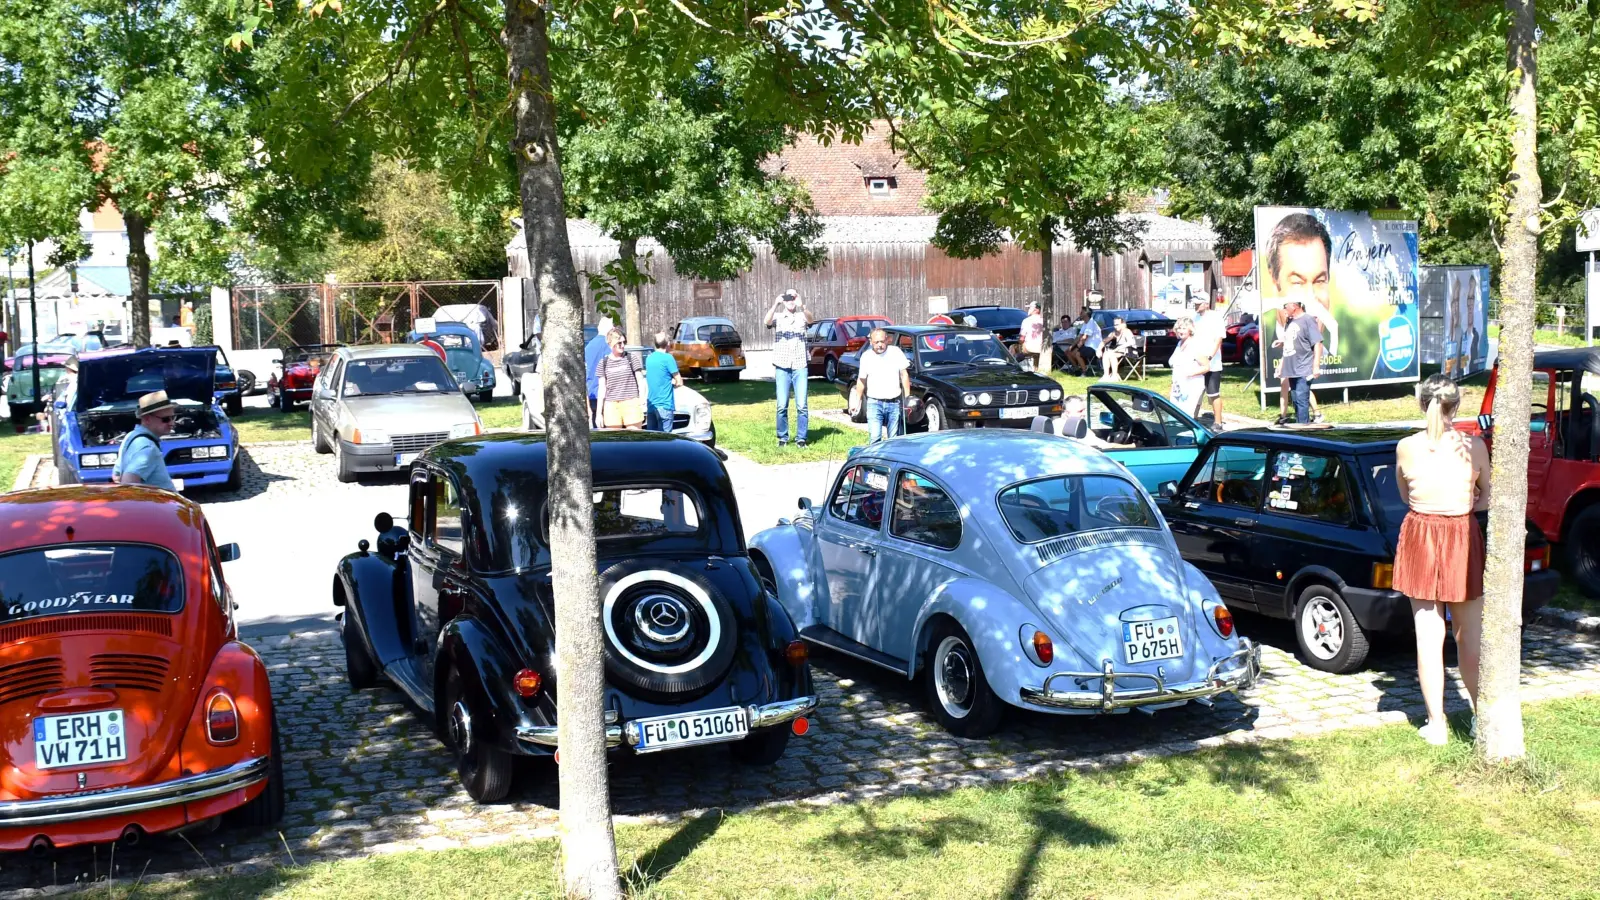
[770,124,929,216]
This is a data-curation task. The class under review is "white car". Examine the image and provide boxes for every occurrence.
[520,347,714,444]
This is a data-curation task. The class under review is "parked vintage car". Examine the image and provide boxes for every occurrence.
[835,326,1065,431]
[951,306,1026,355]
[505,324,598,398]
[1155,428,1559,673]
[519,346,715,444]
[334,433,817,801]
[4,357,71,425]
[1220,311,1261,369]
[0,485,282,851]
[307,345,483,483]
[750,430,1259,737]
[3,332,113,373]
[1467,347,1600,596]
[669,316,746,382]
[203,345,244,416]
[267,343,342,412]
[432,303,501,351]
[1089,309,1180,368]
[53,347,241,491]
[408,322,496,402]
[806,315,892,381]
[1074,384,1213,492]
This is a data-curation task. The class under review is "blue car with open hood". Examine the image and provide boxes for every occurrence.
[52,346,241,491]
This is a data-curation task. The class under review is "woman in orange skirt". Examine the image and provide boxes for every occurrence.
[1393,375,1490,745]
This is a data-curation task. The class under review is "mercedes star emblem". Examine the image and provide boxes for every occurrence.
[648,600,682,628]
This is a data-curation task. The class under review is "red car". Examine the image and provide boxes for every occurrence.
[805,316,892,381]
[266,343,342,412]
[1220,312,1261,368]
[0,486,282,852]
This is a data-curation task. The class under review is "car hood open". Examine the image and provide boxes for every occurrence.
[75,348,215,411]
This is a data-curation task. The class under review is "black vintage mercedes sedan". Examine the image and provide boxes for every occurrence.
[835,325,1066,431]
[333,432,818,802]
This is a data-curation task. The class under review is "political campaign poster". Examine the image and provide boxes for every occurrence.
[1419,265,1491,378]
[1254,207,1421,396]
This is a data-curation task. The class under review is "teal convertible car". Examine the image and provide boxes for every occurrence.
[1075,384,1213,492]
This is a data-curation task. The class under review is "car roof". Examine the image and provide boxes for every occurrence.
[882,325,993,336]
[1214,426,1414,453]
[836,314,890,322]
[77,345,211,363]
[850,430,1130,487]
[678,316,735,327]
[0,486,206,557]
[339,344,442,361]
[1533,346,1600,374]
[953,305,1013,311]
[424,431,728,484]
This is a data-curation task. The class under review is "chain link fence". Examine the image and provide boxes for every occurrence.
[231,281,502,356]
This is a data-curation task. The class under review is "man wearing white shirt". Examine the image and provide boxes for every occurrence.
[1195,291,1229,427]
[848,329,912,442]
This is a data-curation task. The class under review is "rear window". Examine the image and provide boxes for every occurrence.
[962,309,1025,329]
[998,475,1158,543]
[1365,457,1408,530]
[697,324,739,341]
[0,544,185,621]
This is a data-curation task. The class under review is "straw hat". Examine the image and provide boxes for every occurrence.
[137,391,176,418]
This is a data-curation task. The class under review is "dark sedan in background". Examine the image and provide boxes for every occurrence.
[1090,308,1179,367]
[835,325,1064,432]
[953,306,1027,354]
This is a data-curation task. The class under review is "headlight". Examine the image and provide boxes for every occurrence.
[692,404,711,428]
[358,428,390,445]
[1051,389,1063,401]
[449,422,480,439]
[194,446,228,460]
[962,393,978,406]
[81,453,115,467]
[978,392,993,406]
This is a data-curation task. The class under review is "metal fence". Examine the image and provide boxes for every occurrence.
[231,281,503,354]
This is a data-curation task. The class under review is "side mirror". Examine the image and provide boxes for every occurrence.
[375,512,395,532]
[1159,481,1179,499]
[1478,413,1494,431]
[798,497,814,514]
[217,542,241,563]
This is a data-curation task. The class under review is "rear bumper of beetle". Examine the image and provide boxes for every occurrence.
[1018,641,1260,712]
[515,695,818,750]
[0,757,269,829]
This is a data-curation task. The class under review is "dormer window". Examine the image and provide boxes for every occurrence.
[867,177,895,196]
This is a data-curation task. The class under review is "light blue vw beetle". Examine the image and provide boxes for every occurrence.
[749,431,1259,737]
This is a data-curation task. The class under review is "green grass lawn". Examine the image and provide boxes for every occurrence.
[0,427,49,489]
[141,697,1600,899]
[1548,577,1600,616]
[698,379,863,464]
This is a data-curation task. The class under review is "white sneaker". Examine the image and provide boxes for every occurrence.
[1419,720,1449,746]
[1469,716,1478,739]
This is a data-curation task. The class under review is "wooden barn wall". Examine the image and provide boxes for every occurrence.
[564,240,1199,350]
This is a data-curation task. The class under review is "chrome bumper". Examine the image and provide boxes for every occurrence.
[0,757,270,828]
[1019,641,1261,712]
[515,695,819,749]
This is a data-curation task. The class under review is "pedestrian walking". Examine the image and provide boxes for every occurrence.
[112,391,178,490]
[1196,290,1228,427]
[585,315,614,424]
[644,331,682,433]
[847,328,911,442]
[1167,318,1207,418]
[596,328,646,430]
[1020,301,1046,370]
[1392,375,1490,746]
[765,289,813,447]
[1275,301,1323,424]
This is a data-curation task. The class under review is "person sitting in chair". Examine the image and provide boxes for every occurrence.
[1100,317,1141,380]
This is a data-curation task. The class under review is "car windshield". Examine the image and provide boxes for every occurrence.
[427,333,475,351]
[696,324,738,341]
[915,332,1013,367]
[998,474,1158,543]
[0,544,185,622]
[961,308,1025,329]
[1364,456,1409,531]
[342,356,455,396]
[285,346,338,368]
[517,484,709,569]
[842,318,890,337]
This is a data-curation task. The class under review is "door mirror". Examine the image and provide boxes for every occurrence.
[217,542,241,563]
[1478,413,1494,431]
[798,497,814,514]
[1159,481,1180,500]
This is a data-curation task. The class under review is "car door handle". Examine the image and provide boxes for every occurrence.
[1232,518,1256,528]
[847,542,878,556]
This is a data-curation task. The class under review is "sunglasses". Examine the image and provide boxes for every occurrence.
[153,414,175,423]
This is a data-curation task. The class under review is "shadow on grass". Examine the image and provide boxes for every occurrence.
[624,809,726,892]
[1001,787,1118,899]
[815,804,991,860]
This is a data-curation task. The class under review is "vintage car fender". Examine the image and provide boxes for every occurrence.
[335,549,412,667]
[1178,559,1240,658]
[435,615,539,756]
[907,576,1062,703]
[748,524,820,629]
[176,641,274,796]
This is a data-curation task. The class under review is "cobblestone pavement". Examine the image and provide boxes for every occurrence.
[2,621,1598,894]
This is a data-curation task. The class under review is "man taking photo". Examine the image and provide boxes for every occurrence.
[765,289,814,447]
[848,328,911,442]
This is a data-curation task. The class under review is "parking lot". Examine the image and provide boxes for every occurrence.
[5,441,1600,894]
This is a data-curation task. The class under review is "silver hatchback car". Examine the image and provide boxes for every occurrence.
[309,345,484,482]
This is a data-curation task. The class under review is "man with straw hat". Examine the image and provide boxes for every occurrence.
[111,391,178,490]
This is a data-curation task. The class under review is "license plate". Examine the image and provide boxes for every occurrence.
[1147,329,1169,337]
[395,452,418,466]
[999,405,1040,420]
[33,710,128,770]
[718,355,733,366]
[629,706,749,753]
[1123,617,1184,664]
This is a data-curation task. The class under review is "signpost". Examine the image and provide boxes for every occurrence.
[1580,209,1600,345]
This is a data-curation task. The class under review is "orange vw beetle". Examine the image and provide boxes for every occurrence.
[0,486,282,852]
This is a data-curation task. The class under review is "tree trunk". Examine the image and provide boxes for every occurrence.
[619,235,642,346]
[1478,0,1540,763]
[1037,218,1054,374]
[125,211,152,349]
[505,0,621,895]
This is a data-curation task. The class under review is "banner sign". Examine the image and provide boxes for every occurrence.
[1254,206,1421,395]
[1419,265,1491,378]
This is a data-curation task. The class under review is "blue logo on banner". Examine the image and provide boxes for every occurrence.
[1381,315,1416,373]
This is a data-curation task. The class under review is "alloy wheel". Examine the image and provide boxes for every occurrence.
[1300,596,1345,659]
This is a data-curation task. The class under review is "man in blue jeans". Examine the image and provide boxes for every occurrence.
[1278,301,1324,424]
[764,290,813,447]
[848,328,911,442]
[643,332,681,432]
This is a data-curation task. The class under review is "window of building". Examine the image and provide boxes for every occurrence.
[867,177,894,196]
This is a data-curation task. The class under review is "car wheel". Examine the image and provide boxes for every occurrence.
[444,669,514,803]
[924,399,948,433]
[1565,505,1600,597]
[238,370,256,395]
[924,620,1003,738]
[1294,584,1370,674]
[226,395,242,417]
[706,422,716,448]
[824,356,837,383]
[343,611,380,690]
[230,705,285,827]
[731,726,792,765]
[509,372,520,398]
[1243,343,1260,369]
[279,391,294,413]
[479,389,493,404]
[312,415,332,454]
[224,459,243,492]
[597,558,739,695]
[334,440,357,484]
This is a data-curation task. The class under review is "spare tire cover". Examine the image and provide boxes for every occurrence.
[598,559,739,695]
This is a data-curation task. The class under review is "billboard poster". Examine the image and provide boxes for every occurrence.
[1424,265,1491,378]
[1254,207,1421,395]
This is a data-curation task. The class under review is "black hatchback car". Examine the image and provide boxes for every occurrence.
[834,326,1065,432]
[334,432,818,802]
[1156,428,1559,674]
[1090,309,1180,367]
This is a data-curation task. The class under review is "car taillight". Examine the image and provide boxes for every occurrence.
[513,668,542,698]
[1526,546,1550,573]
[1212,605,1235,638]
[785,640,809,666]
[1372,562,1394,589]
[1031,630,1053,665]
[206,692,239,744]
